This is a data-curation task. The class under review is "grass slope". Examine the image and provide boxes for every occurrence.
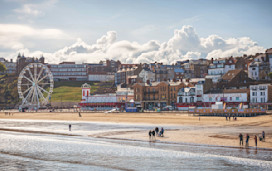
[50,81,98,102]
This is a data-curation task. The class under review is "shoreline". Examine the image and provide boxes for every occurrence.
[0,112,271,150]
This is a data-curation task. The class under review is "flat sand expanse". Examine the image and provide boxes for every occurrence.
[0,112,272,149]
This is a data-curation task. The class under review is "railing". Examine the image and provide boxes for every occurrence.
[144,91,159,94]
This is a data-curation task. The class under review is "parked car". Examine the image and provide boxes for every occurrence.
[162,106,174,111]
[105,108,120,113]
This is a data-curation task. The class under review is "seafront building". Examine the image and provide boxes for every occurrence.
[47,62,88,81]
[250,84,272,108]
[133,81,185,109]
[1,48,272,110]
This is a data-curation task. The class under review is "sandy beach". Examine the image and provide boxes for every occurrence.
[0,112,271,149]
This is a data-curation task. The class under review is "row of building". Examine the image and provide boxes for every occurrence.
[1,48,272,110]
[79,80,272,111]
[1,48,272,84]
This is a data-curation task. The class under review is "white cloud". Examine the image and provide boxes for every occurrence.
[14,4,41,17]
[4,25,266,64]
[13,0,58,20]
[0,24,70,50]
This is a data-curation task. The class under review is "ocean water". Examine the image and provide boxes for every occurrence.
[0,119,271,171]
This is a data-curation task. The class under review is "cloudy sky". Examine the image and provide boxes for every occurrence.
[0,0,271,64]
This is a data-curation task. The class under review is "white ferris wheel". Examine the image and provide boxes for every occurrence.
[17,63,54,109]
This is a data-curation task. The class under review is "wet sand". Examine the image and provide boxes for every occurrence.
[0,112,272,149]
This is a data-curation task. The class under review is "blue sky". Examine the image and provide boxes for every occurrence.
[0,0,271,63]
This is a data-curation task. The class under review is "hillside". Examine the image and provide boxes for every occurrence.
[0,74,19,108]
[0,75,116,107]
[49,81,116,102]
[50,81,98,102]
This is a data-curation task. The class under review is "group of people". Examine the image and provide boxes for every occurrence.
[148,127,164,142]
[4,112,13,116]
[239,131,265,148]
[226,115,237,121]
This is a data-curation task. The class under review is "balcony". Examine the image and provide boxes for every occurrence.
[143,98,159,101]
[144,91,159,94]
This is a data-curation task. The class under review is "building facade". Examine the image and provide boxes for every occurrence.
[138,69,155,83]
[248,53,270,80]
[47,62,88,81]
[133,81,184,109]
[206,57,236,83]
[88,72,114,82]
[0,58,16,74]
[250,84,272,103]
[203,89,249,108]
[16,54,45,74]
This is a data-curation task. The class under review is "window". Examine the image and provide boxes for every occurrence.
[260,92,265,96]
[230,97,232,101]
[179,97,183,103]
[236,97,239,101]
[209,97,212,102]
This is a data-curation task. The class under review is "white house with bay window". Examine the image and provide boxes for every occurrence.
[250,84,272,103]
[177,87,196,103]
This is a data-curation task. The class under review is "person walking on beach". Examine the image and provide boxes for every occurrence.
[69,124,72,131]
[262,131,265,141]
[245,134,250,147]
[148,130,152,141]
[152,130,156,141]
[155,127,159,136]
[159,127,164,137]
[254,135,258,148]
[78,112,82,117]
[239,133,243,146]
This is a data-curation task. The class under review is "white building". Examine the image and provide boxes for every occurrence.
[0,58,16,74]
[47,62,88,81]
[250,84,272,103]
[248,54,270,80]
[195,83,204,102]
[203,89,248,103]
[138,69,155,83]
[265,48,272,72]
[88,73,114,82]
[248,61,260,80]
[177,87,196,103]
[206,57,236,83]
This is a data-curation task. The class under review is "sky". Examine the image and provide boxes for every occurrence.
[0,0,271,64]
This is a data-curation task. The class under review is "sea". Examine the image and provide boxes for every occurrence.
[0,119,271,171]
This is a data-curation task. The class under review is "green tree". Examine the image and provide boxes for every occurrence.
[268,72,272,80]
[0,62,6,72]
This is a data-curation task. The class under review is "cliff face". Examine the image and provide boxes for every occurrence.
[0,74,19,108]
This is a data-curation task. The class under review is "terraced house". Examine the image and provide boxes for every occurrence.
[133,81,185,109]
